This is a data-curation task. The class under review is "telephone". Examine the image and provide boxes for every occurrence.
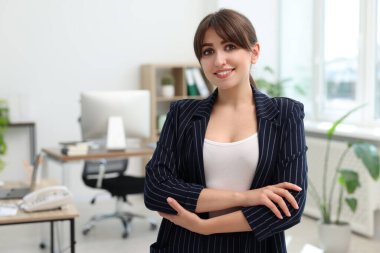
[20,186,73,212]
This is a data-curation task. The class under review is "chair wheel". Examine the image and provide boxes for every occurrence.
[82,228,91,236]
[39,242,46,249]
[122,232,129,239]
[150,223,157,230]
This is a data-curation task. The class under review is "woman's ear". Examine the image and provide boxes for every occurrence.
[251,43,260,64]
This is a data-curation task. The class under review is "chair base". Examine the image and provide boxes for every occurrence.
[82,197,157,239]
[82,210,157,238]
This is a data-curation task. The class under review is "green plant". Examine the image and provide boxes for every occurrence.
[161,75,174,86]
[309,105,380,224]
[0,99,9,172]
[255,66,305,97]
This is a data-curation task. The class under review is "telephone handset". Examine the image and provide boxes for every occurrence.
[20,186,73,212]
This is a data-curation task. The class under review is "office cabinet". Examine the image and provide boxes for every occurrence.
[141,64,214,141]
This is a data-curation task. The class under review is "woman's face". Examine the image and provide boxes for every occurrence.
[200,28,259,90]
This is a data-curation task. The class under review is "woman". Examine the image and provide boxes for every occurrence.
[144,8,307,253]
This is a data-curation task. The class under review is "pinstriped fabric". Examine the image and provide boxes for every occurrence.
[145,86,308,253]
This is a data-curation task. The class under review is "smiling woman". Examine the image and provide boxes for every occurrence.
[144,8,308,253]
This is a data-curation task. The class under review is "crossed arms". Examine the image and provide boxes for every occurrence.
[144,101,307,240]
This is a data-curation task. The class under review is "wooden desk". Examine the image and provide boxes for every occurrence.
[41,147,154,186]
[42,147,154,162]
[0,182,79,253]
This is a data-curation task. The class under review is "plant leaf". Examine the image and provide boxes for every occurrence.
[326,104,366,139]
[345,198,357,212]
[0,138,6,155]
[338,169,360,194]
[264,66,274,74]
[294,84,306,96]
[0,159,4,172]
[352,143,380,180]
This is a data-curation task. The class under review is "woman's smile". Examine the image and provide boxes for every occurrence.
[214,68,235,79]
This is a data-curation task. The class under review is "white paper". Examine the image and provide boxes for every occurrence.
[0,204,18,216]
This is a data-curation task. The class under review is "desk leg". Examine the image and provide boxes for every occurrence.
[29,123,36,163]
[70,219,75,253]
[50,221,54,253]
[39,153,50,250]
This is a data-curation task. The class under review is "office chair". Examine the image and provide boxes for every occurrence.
[81,158,157,238]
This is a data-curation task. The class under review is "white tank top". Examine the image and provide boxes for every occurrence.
[203,133,259,217]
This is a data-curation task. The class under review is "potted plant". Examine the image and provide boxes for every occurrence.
[309,105,380,253]
[161,74,175,97]
[255,66,305,97]
[0,99,9,172]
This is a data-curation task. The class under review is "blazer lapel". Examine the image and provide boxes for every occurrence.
[250,87,281,189]
[190,90,217,186]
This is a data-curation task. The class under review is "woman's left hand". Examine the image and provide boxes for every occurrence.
[158,197,209,235]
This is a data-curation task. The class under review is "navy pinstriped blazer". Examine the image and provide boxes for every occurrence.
[144,86,308,253]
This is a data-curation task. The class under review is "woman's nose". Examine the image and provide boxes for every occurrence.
[214,51,227,67]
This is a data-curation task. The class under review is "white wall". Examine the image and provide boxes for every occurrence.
[0,0,212,150]
[0,0,215,198]
[0,0,277,199]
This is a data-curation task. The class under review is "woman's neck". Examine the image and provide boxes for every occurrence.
[216,83,253,108]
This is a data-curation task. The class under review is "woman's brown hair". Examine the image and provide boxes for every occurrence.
[193,9,258,85]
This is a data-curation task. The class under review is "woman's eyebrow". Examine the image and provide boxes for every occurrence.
[201,40,228,48]
[201,43,213,48]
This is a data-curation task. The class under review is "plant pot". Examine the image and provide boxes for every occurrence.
[375,209,380,241]
[318,222,351,253]
[161,85,175,97]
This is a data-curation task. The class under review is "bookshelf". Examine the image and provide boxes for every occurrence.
[141,64,214,141]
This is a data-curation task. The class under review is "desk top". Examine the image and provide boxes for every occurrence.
[42,147,154,162]
[0,201,79,225]
[9,122,35,127]
[0,180,79,225]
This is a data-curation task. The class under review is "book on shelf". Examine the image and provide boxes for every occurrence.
[60,142,89,156]
[191,68,210,97]
[185,68,200,96]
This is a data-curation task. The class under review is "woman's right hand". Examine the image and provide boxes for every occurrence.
[242,182,302,219]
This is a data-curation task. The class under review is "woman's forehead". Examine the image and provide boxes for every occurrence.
[202,28,229,45]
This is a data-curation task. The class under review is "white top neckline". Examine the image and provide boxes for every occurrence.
[204,133,258,146]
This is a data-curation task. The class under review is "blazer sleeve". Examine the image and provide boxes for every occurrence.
[144,102,204,214]
[242,101,308,241]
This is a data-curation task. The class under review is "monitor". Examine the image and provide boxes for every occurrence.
[80,90,150,149]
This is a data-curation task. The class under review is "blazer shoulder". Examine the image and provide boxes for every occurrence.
[171,98,202,109]
[272,97,305,121]
[169,99,204,126]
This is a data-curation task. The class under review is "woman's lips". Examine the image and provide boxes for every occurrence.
[214,68,234,79]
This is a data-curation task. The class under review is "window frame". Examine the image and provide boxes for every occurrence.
[280,0,380,127]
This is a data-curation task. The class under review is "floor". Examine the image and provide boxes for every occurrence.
[0,195,379,253]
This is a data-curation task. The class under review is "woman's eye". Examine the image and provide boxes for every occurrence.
[202,48,214,56]
[225,44,237,51]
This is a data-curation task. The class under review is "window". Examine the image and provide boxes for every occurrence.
[280,0,379,125]
[376,0,380,119]
[279,0,314,118]
[323,0,360,112]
